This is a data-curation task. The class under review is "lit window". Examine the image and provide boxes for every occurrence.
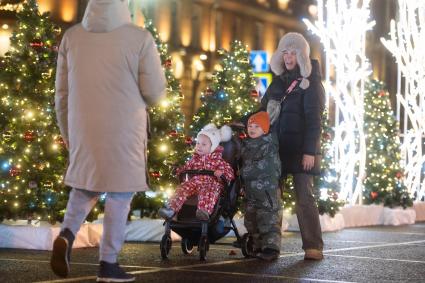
[278,0,290,10]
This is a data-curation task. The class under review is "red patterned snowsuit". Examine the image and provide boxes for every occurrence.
[169,146,234,214]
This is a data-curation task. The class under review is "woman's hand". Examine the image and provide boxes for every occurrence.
[302,154,315,171]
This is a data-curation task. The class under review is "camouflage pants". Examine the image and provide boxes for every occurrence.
[244,187,283,252]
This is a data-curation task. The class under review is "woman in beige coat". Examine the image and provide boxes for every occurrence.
[50,0,166,282]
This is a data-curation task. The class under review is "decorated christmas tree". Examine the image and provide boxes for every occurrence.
[282,111,344,217]
[363,80,412,208]
[314,111,344,216]
[130,19,189,217]
[190,40,258,134]
[0,0,69,222]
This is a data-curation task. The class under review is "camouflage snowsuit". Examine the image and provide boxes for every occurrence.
[241,133,282,252]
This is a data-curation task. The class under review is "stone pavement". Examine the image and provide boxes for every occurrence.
[0,223,424,282]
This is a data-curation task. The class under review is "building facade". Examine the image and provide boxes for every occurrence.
[125,0,320,120]
[0,0,398,123]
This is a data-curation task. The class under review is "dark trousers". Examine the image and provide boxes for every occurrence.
[289,173,324,250]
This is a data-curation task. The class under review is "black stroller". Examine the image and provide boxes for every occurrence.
[159,134,254,261]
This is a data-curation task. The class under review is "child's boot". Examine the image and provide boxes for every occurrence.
[256,248,280,261]
[50,228,75,277]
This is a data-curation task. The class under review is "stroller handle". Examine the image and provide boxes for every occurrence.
[178,170,228,185]
[229,122,245,131]
[179,170,215,176]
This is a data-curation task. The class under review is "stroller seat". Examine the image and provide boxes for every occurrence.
[159,137,243,261]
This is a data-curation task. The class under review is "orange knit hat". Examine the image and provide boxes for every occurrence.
[248,111,270,134]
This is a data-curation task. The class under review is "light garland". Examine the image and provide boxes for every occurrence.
[0,3,23,12]
[303,0,375,205]
[381,0,425,201]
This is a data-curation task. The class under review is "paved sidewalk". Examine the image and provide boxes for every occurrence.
[1,223,424,282]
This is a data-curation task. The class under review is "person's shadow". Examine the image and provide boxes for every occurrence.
[246,255,323,281]
[282,259,324,280]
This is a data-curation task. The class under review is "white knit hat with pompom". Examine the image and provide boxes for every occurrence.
[197,123,232,153]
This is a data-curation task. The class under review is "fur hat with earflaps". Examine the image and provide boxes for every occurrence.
[197,124,232,153]
[270,32,312,90]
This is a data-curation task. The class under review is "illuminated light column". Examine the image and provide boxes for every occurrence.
[304,0,375,204]
[263,22,276,61]
[179,0,192,47]
[36,0,53,14]
[200,5,211,52]
[381,0,425,201]
[156,1,171,42]
[0,26,12,56]
[60,0,77,22]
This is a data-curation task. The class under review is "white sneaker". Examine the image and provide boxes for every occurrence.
[159,207,175,219]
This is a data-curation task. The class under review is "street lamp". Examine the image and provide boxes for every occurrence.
[190,56,205,118]
[0,24,11,56]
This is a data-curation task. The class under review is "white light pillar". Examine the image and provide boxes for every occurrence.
[304,0,375,205]
[381,1,425,201]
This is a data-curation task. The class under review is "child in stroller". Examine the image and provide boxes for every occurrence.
[158,123,245,260]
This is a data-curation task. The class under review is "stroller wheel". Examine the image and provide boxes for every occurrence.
[181,238,194,254]
[198,236,208,261]
[241,233,254,258]
[160,234,172,259]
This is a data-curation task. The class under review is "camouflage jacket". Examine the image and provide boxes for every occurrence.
[240,133,281,192]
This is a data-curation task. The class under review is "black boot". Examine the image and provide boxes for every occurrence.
[50,228,75,277]
[256,248,280,261]
[248,248,262,258]
[97,261,135,282]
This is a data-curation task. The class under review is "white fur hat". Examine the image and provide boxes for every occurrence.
[197,124,232,153]
[270,32,312,89]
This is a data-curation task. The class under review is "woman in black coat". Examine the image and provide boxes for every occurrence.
[261,32,325,260]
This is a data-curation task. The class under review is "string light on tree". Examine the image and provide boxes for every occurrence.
[303,0,375,205]
[381,0,425,201]
[0,3,23,12]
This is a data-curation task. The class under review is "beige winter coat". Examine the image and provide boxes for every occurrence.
[55,0,166,192]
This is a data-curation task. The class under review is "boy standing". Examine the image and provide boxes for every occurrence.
[241,111,282,261]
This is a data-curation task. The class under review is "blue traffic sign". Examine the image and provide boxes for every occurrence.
[250,50,269,73]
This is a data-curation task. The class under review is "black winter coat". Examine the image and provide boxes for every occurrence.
[260,59,325,175]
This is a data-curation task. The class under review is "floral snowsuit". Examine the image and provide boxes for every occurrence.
[169,146,234,214]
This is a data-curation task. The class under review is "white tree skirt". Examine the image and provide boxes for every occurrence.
[284,212,345,232]
[1,203,423,250]
[0,221,102,250]
[340,204,416,227]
